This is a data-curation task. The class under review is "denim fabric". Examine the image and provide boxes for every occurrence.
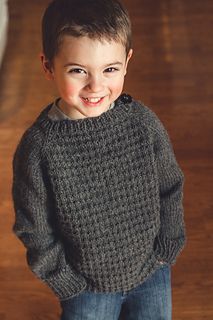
[60,265,172,320]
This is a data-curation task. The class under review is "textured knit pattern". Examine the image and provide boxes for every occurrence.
[12,94,185,301]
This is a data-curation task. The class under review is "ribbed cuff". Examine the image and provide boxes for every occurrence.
[154,235,185,265]
[44,265,87,300]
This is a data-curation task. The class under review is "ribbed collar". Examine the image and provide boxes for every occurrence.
[36,94,136,133]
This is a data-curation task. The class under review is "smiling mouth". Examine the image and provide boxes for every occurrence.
[81,96,106,105]
[82,97,103,103]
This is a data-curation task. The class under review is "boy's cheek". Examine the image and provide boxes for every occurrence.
[111,80,125,95]
[57,77,125,98]
[59,82,79,97]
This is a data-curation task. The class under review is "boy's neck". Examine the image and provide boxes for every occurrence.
[48,98,115,121]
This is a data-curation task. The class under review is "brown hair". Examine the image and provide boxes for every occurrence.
[42,0,132,63]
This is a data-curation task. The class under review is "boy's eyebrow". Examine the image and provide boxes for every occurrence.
[63,61,123,68]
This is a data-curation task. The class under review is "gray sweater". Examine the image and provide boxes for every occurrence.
[12,94,185,301]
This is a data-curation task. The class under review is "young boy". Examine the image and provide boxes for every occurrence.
[12,0,186,319]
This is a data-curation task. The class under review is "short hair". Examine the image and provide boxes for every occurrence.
[42,0,132,63]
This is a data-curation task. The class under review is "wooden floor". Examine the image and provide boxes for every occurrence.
[0,0,213,319]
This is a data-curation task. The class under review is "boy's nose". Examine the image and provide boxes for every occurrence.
[86,75,105,93]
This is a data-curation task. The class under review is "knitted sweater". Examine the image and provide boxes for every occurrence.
[12,94,185,301]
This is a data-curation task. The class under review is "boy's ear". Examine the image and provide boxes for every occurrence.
[40,53,54,80]
[124,49,133,76]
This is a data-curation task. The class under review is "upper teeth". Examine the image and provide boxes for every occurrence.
[84,97,102,103]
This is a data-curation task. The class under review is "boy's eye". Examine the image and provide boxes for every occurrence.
[104,67,119,73]
[69,68,86,74]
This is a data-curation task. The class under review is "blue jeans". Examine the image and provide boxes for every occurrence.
[60,265,172,320]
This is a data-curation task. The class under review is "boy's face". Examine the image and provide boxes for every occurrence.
[42,36,132,120]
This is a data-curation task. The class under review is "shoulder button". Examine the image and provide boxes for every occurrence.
[120,93,132,103]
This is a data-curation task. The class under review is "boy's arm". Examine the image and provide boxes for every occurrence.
[12,133,87,301]
[148,109,186,265]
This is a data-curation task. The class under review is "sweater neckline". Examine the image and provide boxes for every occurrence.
[37,94,135,133]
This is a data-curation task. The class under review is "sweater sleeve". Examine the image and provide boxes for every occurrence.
[12,129,87,300]
[146,108,186,265]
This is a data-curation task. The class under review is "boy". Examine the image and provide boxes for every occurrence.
[12,0,186,319]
